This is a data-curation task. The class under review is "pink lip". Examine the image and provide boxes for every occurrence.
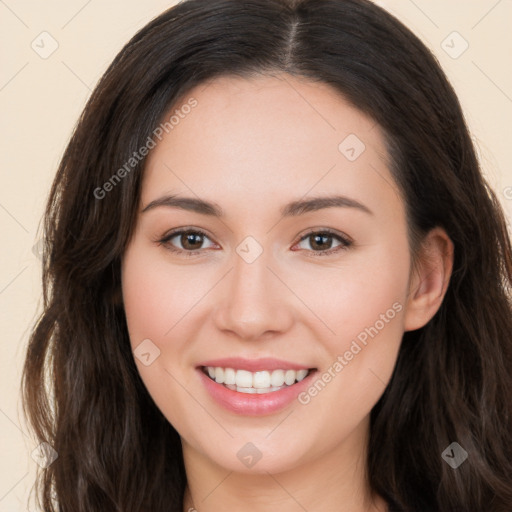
[197,357,312,372]
[197,367,317,416]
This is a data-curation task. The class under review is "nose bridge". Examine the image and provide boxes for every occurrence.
[213,235,294,339]
[232,238,271,299]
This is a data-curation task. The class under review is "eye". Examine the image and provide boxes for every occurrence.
[293,229,352,256]
[157,228,217,256]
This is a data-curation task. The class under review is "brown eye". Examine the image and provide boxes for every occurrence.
[159,229,216,255]
[295,230,352,256]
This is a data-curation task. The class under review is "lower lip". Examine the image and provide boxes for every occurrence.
[197,368,316,416]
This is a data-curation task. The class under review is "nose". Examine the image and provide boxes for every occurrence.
[212,245,295,341]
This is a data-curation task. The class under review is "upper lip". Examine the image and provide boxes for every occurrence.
[197,357,314,372]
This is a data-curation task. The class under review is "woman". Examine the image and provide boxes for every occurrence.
[22,0,512,511]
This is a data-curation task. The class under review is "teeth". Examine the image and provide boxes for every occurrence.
[284,369,296,385]
[224,367,236,385]
[296,369,308,381]
[235,369,253,388]
[214,367,224,384]
[204,366,311,392]
[236,386,257,394]
[271,369,285,387]
[253,371,270,389]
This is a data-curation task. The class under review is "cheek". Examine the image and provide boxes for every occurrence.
[335,257,407,354]
[122,243,208,349]
[122,255,169,347]
[288,236,410,352]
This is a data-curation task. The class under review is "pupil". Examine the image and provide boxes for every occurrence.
[183,233,202,249]
[312,234,330,250]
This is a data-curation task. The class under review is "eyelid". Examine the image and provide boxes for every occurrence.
[294,227,353,245]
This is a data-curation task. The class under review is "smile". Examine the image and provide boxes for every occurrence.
[202,366,311,394]
[196,358,318,416]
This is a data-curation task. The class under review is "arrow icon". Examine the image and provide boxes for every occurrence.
[31,31,59,59]
[134,339,161,366]
[441,442,468,468]
[440,31,468,59]
[236,236,263,263]
[339,134,365,161]
[237,442,262,468]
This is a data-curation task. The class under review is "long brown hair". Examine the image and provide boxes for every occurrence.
[22,0,512,510]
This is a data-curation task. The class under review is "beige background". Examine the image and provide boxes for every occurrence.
[0,1,511,510]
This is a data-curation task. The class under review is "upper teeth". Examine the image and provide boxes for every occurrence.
[206,367,309,388]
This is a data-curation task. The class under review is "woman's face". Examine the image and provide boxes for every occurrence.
[122,73,415,474]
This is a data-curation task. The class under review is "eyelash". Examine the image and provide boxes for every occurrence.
[156,227,353,258]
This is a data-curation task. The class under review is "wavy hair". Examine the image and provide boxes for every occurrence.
[22,0,512,510]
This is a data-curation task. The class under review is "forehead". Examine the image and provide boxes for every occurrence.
[141,73,402,221]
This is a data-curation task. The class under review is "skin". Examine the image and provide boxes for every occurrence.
[121,73,454,512]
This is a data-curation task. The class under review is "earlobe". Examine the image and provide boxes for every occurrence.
[403,227,454,332]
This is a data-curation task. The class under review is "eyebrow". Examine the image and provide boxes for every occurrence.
[141,194,373,217]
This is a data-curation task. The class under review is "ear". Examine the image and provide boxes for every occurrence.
[404,227,454,332]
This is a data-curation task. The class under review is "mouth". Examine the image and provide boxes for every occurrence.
[196,358,318,415]
[200,366,315,394]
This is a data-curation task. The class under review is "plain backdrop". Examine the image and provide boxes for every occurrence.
[1,1,511,510]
